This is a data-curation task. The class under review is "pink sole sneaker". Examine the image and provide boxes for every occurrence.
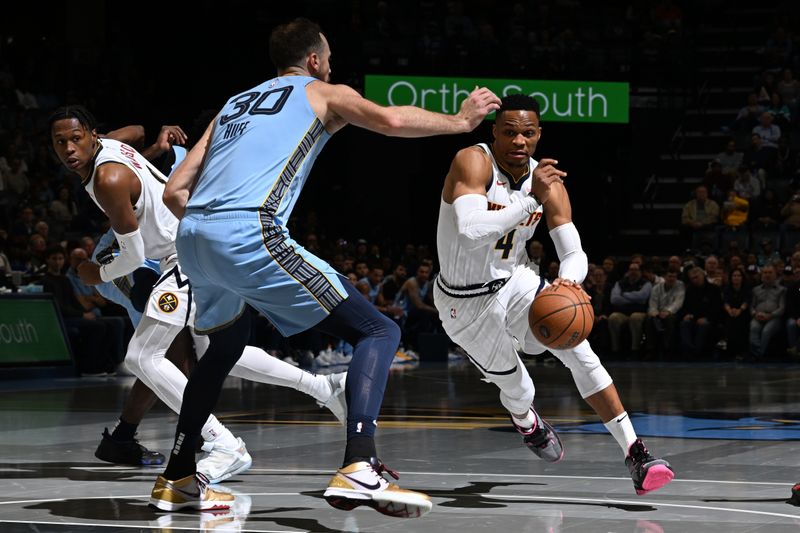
[636,464,675,495]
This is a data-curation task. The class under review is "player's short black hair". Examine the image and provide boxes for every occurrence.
[48,105,97,132]
[496,93,541,122]
[269,18,325,71]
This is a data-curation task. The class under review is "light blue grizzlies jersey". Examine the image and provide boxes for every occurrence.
[188,76,331,225]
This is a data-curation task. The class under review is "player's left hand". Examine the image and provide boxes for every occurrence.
[77,261,103,286]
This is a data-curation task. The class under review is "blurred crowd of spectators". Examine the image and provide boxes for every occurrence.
[3,1,799,371]
[580,248,800,364]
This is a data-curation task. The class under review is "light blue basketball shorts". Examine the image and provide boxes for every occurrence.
[177,209,348,335]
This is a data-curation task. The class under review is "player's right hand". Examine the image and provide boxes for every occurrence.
[457,87,501,130]
[531,158,566,204]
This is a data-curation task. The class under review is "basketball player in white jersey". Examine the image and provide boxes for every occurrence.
[434,94,674,496]
[49,105,348,485]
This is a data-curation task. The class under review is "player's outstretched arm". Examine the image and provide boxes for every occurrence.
[141,125,188,161]
[77,164,144,286]
[163,118,215,219]
[325,84,500,137]
[102,125,146,149]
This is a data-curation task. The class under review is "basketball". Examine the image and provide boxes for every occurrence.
[528,283,594,350]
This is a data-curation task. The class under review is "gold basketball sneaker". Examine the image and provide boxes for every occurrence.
[149,472,234,511]
[323,457,432,518]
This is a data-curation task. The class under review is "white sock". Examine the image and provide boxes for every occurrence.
[511,409,537,430]
[228,346,308,390]
[603,411,638,456]
[301,373,330,403]
[201,415,238,449]
[228,346,328,402]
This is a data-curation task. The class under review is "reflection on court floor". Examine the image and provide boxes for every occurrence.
[0,362,798,532]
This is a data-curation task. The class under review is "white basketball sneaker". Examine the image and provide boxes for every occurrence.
[197,437,252,484]
[317,372,347,425]
[323,457,432,518]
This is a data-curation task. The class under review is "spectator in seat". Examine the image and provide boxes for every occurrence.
[784,266,800,360]
[681,185,719,238]
[749,264,786,360]
[704,159,733,203]
[584,267,612,352]
[608,262,652,358]
[723,267,751,360]
[733,165,761,201]
[40,246,119,376]
[752,112,781,155]
[645,267,685,360]
[395,263,439,350]
[717,139,744,180]
[680,267,722,359]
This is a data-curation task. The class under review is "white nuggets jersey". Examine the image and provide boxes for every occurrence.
[437,143,544,286]
[84,139,178,260]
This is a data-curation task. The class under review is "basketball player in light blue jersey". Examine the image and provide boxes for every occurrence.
[152,17,500,517]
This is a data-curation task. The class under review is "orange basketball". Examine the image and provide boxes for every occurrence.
[528,283,594,350]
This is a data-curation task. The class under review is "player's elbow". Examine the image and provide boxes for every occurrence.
[456,224,500,246]
[163,188,178,209]
[378,111,406,135]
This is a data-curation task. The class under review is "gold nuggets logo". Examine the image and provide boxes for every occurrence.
[158,292,179,313]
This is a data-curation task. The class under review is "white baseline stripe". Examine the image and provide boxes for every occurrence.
[0,493,297,506]
[0,520,287,532]
[484,494,800,521]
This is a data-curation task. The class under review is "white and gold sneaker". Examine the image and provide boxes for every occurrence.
[323,458,432,518]
[149,472,234,511]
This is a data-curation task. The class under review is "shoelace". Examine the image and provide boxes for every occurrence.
[374,460,400,481]
[196,472,211,492]
[629,441,654,463]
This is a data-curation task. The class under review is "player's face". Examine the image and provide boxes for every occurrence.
[492,110,540,168]
[51,118,97,178]
[312,33,332,83]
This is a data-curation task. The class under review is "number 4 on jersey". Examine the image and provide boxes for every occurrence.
[495,229,516,259]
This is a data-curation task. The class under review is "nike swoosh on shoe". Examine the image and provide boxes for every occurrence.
[342,474,382,491]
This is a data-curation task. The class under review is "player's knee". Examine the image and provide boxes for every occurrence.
[123,342,148,377]
[367,310,401,344]
[383,317,401,346]
[551,342,612,397]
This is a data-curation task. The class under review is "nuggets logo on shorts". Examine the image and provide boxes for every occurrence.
[158,292,179,313]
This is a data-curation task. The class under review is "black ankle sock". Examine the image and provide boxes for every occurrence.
[343,436,377,467]
[110,419,138,441]
[163,431,200,480]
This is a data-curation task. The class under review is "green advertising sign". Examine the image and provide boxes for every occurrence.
[0,297,71,365]
[365,75,629,123]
